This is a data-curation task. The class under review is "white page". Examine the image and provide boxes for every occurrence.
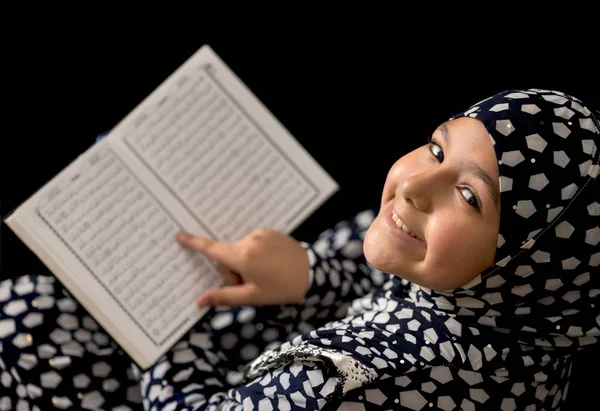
[5,45,338,370]
[107,45,339,239]
[6,142,222,370]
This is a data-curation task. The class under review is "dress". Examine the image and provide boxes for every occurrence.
[2,88,599,411]
[2,209,391,411]
[0,209,586,410]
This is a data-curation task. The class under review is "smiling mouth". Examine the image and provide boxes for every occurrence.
[392,211,425,242]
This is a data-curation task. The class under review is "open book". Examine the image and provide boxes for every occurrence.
[3,45,338,370]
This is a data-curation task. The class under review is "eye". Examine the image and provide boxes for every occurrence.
[460,187,481,211]
[429,140,444,162]
[429,137,482,213]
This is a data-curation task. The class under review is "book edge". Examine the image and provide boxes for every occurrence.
[4,212,153,371]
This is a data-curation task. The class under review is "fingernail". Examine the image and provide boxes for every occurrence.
[197,296,209,306]
[177,231,190,241]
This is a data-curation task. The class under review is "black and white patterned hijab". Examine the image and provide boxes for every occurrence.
[445,88,599,350]
[245,89,599,401]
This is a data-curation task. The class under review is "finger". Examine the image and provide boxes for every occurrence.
[176,232,241,269]
[197,284,257,307]
[218,263,243,286]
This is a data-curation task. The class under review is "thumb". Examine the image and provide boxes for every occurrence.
[197,284,257,307]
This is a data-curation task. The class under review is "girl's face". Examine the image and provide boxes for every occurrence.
[364,117,501,290]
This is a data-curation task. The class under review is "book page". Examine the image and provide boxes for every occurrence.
[5,44,338,370]
[107,45,338,241]
[121,71,314,242]
[6,141,222,370]
[35,147,220,345]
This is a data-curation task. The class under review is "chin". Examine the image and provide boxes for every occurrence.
[363,245,463,291]
[362,224,386,268]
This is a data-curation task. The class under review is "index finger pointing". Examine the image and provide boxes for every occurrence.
[176,232,240,269]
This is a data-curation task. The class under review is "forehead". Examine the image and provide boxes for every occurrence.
[441,118,498,166]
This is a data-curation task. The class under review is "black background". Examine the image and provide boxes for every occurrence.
[2,22,598,409]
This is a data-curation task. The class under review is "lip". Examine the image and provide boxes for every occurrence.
[383,203,426,247]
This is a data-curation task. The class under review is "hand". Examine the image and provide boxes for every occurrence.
[175,229,311,307]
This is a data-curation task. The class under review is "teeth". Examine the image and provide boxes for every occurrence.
[392,211,421,241]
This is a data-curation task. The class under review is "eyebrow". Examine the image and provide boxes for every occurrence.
[437,123,501,213]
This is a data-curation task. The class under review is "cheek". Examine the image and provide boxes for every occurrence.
[427,215,497,271]
[428,219,464,262]
[382,159,413,198]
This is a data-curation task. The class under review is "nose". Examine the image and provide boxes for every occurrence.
[400,168,450,212]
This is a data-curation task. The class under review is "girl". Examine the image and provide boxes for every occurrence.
[1,88,598,410]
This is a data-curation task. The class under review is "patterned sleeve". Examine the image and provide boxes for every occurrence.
[233,360,341,410]
[294,208,390,318]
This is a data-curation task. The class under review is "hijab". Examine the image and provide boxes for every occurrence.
[243,89,599,406]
